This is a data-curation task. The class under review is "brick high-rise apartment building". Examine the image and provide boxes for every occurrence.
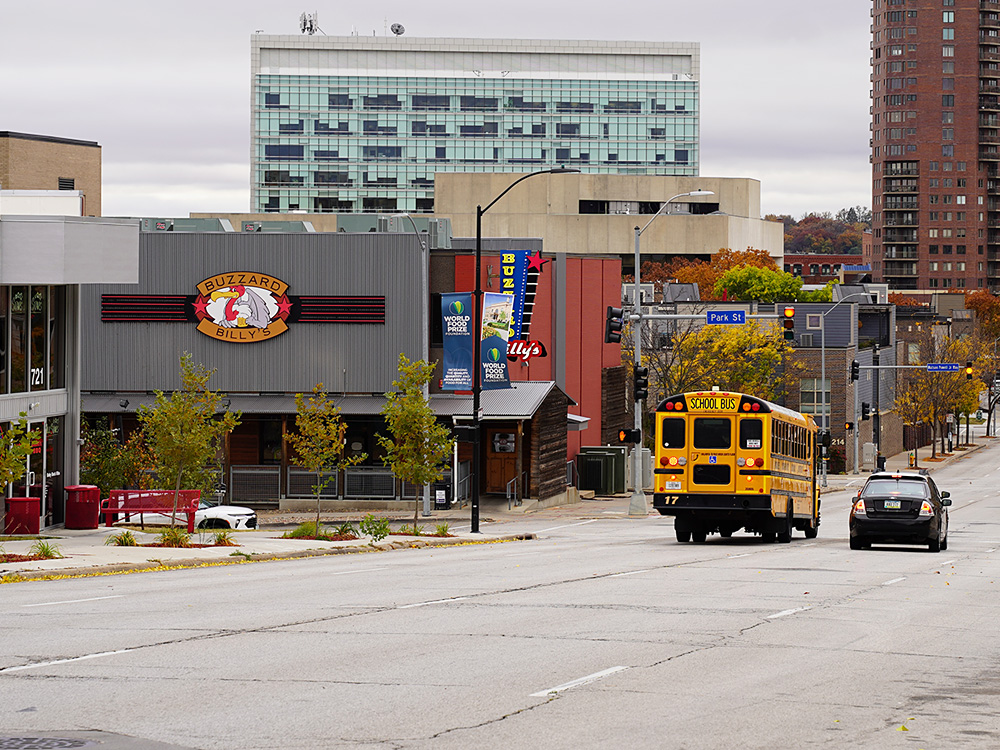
[871,0,999,292]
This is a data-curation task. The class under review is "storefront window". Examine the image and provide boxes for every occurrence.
[48,286,63,389]
[10,286,27,393]
[0,288,7,395]
[30,286,48,391]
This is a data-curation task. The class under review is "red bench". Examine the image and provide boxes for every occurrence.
[101,490,202,533]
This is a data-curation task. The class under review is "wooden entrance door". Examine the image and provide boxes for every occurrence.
[485,428,517,493]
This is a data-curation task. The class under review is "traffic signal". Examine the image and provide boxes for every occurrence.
[617,428,641,444]
[820,430,833,448]
[861,402,871,421]
[605,306,624,344]
[633,366,649,401]
[845,421,854,432]
[782,306,795,341]
[851,360,860,381]
[966,361,974,380]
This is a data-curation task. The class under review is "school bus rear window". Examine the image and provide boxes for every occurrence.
[694,417,731,450]
[661,418,685,449]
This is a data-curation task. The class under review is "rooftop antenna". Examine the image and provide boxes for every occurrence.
[390,22,405,36]
[299,11,323,35]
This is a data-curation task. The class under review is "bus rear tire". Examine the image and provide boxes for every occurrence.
[691,529,707,544]
[675,528,691,543]
[777,503,793,544]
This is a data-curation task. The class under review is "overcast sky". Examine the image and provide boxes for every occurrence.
[1,0,873,220]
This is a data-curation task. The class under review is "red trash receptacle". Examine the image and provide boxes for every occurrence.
[65,485,101,530]
[4,497,41,535]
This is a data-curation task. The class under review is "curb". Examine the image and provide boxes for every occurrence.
[0,533,537,584]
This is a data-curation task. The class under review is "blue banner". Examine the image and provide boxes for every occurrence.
[480,292,514,390]
[440,293,473,391]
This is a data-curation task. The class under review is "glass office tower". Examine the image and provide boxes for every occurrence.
[251,36,700,213]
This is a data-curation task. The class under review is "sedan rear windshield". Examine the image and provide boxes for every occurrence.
[861,479,930,499]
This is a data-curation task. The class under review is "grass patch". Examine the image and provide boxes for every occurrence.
[105,530,139,547]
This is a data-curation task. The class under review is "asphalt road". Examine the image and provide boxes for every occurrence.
[3,442,1000,749]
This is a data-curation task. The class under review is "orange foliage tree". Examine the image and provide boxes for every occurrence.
[626,247,777,301]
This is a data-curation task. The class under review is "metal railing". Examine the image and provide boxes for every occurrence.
[344,466,395,499]
[287,467,338,498]
[230,466,281,504]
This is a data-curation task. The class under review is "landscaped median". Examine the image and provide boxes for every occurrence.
[0,531,537,584]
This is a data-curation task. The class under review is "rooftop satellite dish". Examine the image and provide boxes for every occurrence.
[391,23,405,36]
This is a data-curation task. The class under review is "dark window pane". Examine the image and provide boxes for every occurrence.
[693,465,731,485]
[694,418,731,449]
[10,286,26,393]
[660,418,685,449]
[739,419,763,450]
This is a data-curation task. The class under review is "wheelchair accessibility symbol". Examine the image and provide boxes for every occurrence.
[709,456,717,464]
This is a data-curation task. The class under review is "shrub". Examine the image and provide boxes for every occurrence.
[435,522,450,537]
[158,527,191,548]
[360,514,390,544]
[104,530,138,547]
[29,540,62,559]
[212,530,237,546]
[283,521,323,539]
[397,523,424,536]
[334,521,358,538]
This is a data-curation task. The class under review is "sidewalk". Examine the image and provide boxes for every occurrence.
[0,515,534,583]
[818,434,994,494]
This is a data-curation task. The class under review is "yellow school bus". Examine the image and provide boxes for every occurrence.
[652,389,819,543]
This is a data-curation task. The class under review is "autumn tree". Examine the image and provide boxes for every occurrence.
[285,384,366,533]
[0,415,41,494]
[378,355,454,530]
[894,332,981,457]
[628,247,779,301]
[80,423,154,497]
[623,313,800,410]
[138,353,241,525]
[966,290,1000,341]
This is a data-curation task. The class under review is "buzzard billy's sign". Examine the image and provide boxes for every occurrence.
[193,273,293,342]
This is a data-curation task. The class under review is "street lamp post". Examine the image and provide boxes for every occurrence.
[629,190,714,517]
[820,291,871,487]
[471,168,579,533]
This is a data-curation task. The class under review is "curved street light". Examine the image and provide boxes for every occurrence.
[819,291,872,485]
[629,190,715,517]
[471,168,580,533]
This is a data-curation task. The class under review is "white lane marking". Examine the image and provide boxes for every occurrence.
[530,666,628,697]
[329,567,386,576]
[609,569,653,578]
[397,597,468,610]
[728,553,752,559]
[767,606,811,620]
[536,519,600,533]
[0,649,135,673]
[22,595,123,608]
[882,577,907,586]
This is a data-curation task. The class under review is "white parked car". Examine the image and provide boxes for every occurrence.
[115,501,257,530]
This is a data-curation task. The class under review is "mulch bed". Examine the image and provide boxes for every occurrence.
[277,534,360,542]
[0,554,47,563]
[389,532,454,538]
[140,543,238,548]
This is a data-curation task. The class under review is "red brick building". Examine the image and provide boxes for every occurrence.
[870,0,998,293]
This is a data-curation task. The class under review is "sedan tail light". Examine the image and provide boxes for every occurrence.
[918,500,934,517]
[853,499,867,516]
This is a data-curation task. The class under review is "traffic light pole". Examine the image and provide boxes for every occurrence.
[629,225,645,517]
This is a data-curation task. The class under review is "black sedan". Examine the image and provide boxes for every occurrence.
[849,471,951,552]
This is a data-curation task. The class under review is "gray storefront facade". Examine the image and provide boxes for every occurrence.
[81,230,428,506]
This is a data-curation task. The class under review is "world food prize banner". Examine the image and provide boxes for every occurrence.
[440,293,473,391]
[480,292,514,390]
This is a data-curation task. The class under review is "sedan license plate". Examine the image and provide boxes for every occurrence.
[664,481,682,490]
[883,499,902,509]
